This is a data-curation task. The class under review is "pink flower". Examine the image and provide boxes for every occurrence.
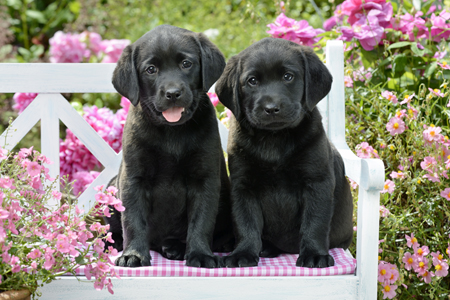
[405,233,419,249]
[434,261,449,277]
[12,93,38,114]
[52,191,62,201]
[381,90,398,104]
[440,188,450,201]
[428,88,445,97]
[420,156,437,171]
[423,125,443,142]
[72,171,100,195]
[207,92,220,107]
[55,234,71,253]
[386,264,399,284]
[351,14,384,51]
[378,262,392,283]
[323,16,338,31]
[386,117,405,136]
[356,142,379,158]
[431,251,445,265]
[105,186,117,196]
[380,179,395,194]
[0,208,9,220]
[379,205,390,217]
[100,39,130,63]
[390,170,405,179]
[267,13,324,47]
[349,178,358,190]
[43,253,55,270]
[438,61,450,70]
[423,173,440,183]
[79,31,103,56]
[407,104,418,120]
[419,270,434,283]
[344,75,353,87]
[392,12,427,41]
[430,11,450,42]
[403,252,415,270]
[381,284,397,299]
[413,256,429,275]
[414,245,430,258]
[0,176,14,189]
[49,31,88,63]
[26,248,42,260]
[400,93,415,105]
[0,147,7,161]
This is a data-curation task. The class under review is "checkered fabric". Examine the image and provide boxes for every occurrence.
[72,248,355,277]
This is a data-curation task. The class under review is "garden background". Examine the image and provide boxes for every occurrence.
[1,0,450,298]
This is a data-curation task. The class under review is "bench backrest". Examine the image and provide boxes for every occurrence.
[0,40,348,210]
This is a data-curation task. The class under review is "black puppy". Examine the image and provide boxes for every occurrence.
[105,25,232,268]
[215,38,353,268]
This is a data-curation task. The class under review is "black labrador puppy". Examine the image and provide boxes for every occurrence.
[105,25,232,268]
[215,37,353,268]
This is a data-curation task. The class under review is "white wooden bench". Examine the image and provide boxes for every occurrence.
[0,40,384,299]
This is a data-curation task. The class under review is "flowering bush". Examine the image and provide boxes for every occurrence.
[270,0,450,298]
[49,31,130,63]
[0,144,124,297]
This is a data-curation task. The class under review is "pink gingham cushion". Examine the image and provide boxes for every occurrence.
[73,248,355,277]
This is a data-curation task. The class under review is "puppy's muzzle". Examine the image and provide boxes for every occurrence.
[165,88,183,101]
[264,103,280,116]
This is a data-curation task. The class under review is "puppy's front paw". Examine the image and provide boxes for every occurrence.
[296,253,334,268]
[223,252,259,268]
[185,252,221,268]
[161,239,186,260]
[115,250,151,267]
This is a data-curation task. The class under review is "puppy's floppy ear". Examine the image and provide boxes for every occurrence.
[195,33,226,92]
[215,55,241,118]
[298,46,333,111]
[112,44,140,106]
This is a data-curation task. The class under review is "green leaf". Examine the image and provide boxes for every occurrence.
[402,0,413,11]
[410,43,426,56]
[388,41,412,50]
[424,61,438,78]
[392,54,407,75]
[69,1,81,14]
[17,47,31,57]
[25,10,47,24]
[421,0,434,14]
[360,48,379,69]
[94,99,104,108]
[75,255,88,265]
[71,101,84,113]
[6,0,21,10]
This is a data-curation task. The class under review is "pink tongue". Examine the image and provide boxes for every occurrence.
[162,107,184,122]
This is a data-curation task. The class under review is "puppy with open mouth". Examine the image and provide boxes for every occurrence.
[105,25,232,268]
[216,38,354,268]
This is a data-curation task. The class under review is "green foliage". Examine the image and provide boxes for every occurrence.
[5,0,79,61]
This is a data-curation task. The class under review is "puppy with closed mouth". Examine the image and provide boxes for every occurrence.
[215,37,354,268]
[105,25,232,268]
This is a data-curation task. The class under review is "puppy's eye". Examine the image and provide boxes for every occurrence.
[284,73,294,81]
[146,65,157,74]
[248,77,258,86]
[182,60,192,69]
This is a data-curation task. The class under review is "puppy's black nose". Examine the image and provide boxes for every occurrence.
[165,89,182,100]
[264,104,280,115]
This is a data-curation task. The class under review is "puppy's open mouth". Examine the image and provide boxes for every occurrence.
[162,107,185,122]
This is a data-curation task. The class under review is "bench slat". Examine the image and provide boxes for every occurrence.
[0,63,117,93]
